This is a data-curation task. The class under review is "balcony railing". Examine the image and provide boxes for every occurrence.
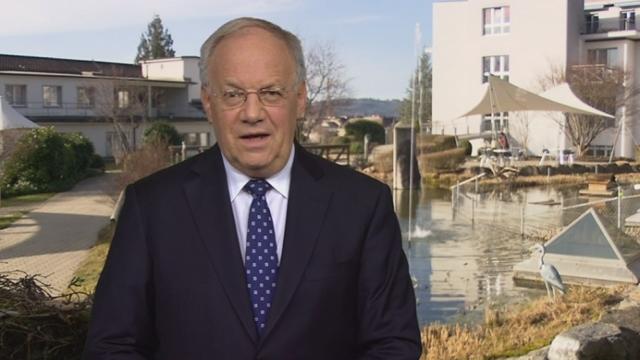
[569,64,619,83]
[7,102,206,120]
[584,17,637,34]
[156,105,205,119]
[11,102,99,118]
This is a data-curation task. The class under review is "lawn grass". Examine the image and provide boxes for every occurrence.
[68,222,115,294]
[420,286,626,359]
[0,193,56,230]
[1,192,55,208]
[0,211,28,230]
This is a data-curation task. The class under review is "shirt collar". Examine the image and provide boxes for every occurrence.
[221,145,294,202]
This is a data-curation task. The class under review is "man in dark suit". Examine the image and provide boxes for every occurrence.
[84,17,421,359]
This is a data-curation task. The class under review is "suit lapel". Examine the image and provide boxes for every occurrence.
[260,145,333,343]
[182,146,258,344]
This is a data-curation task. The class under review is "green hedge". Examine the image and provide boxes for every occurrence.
[144,121,181,146]
[1,127,99,197]
[344,120,385,144]
[459,139,472,156]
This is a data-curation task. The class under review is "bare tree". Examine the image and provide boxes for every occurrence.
[93,79,149,161]
[300,42,350,142]
[509,111,531,157]
[539,63,639,157]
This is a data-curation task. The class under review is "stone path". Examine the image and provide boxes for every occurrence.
[0,173,118,296]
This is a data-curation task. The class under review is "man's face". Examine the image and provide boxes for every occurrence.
[201,27,306,178]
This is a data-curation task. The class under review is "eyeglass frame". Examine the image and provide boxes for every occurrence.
[207,84,299,109]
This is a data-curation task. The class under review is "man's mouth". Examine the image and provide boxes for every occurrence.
[239,133,270,141]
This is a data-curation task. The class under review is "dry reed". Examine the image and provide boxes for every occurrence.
[420,286,625,359]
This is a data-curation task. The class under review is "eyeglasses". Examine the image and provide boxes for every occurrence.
[211,86,290,109]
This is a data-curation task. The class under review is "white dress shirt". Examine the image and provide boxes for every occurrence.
[221,147,294,265]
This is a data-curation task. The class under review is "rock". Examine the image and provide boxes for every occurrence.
[547,322,636,360]
[601,306,640,335]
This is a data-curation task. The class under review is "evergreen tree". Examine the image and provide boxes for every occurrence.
[135,15,176,63]
[399,50,432,131]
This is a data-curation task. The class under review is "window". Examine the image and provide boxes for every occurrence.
[43,85,62,107]
[181,132,210,147]
[482,55,509,83]
[77,87,95,108]
[585,14,599,33]
[621,11,636,31]
[587,48,618,67]
[483,6,510,35]
[481,113,509,132]
[117,89,130,109]
[586,145,613,158]
[4,85,26,106]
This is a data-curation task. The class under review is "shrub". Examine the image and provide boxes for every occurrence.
[344,120,385,145]
[331,136,351,145]
[118,140,172,191]
[459,140,472,156]
[144,121,181,146]
[350,141,363,155]
[418,147,467,172]
[1,127,97,197]
[90,154,105,170]
[65,132,95,174]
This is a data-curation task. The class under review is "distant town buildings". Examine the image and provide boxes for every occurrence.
[433,0,640,159]
[0,54,211,158]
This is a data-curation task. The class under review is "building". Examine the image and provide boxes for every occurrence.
[433,0,640,158]
[0,54,212,158]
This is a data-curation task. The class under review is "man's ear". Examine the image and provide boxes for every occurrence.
[201,86,216,124]
[296,81,307,119]
[201,86,212,115]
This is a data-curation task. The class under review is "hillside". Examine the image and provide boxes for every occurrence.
[331,98,401,118]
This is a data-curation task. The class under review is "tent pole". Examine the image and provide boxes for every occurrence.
[489,78,496,141]
[609,121,622,164]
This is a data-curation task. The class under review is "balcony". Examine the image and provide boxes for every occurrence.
[568,64,620,83]
[584,17,636,35]
[7,102,206,121]
[11,102,99,118]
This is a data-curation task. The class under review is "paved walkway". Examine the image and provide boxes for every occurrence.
[0,173,118,296]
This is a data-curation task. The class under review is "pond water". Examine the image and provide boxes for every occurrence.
[396,183,640,326]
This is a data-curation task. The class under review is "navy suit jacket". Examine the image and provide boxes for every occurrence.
[84,144,421,359]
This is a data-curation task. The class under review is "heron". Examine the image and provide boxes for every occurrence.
[530,244,565,300]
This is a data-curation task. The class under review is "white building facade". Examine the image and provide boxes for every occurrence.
[0,54,213,158]
[433,0,640,159]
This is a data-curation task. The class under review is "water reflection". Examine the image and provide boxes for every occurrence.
[394,185,631,326]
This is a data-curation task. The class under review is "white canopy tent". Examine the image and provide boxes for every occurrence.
[0,96,39,130]
[0,96,40,205]
[456,76,615,158]
[459,75,614,119]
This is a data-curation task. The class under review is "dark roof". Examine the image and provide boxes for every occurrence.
[0,54,142,78]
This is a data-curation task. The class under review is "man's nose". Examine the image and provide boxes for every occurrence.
[241,92,264,123]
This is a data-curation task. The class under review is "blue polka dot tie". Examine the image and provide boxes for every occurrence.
[244,179,279,335]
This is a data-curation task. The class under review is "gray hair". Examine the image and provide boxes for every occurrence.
[199,17,306,88]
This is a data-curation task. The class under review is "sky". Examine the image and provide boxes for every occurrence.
[0,0,436,100]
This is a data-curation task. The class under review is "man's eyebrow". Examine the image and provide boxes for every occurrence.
[221,81,243,89]
[221,79,285,90]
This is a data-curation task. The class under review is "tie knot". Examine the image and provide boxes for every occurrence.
[244,179,271,197]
